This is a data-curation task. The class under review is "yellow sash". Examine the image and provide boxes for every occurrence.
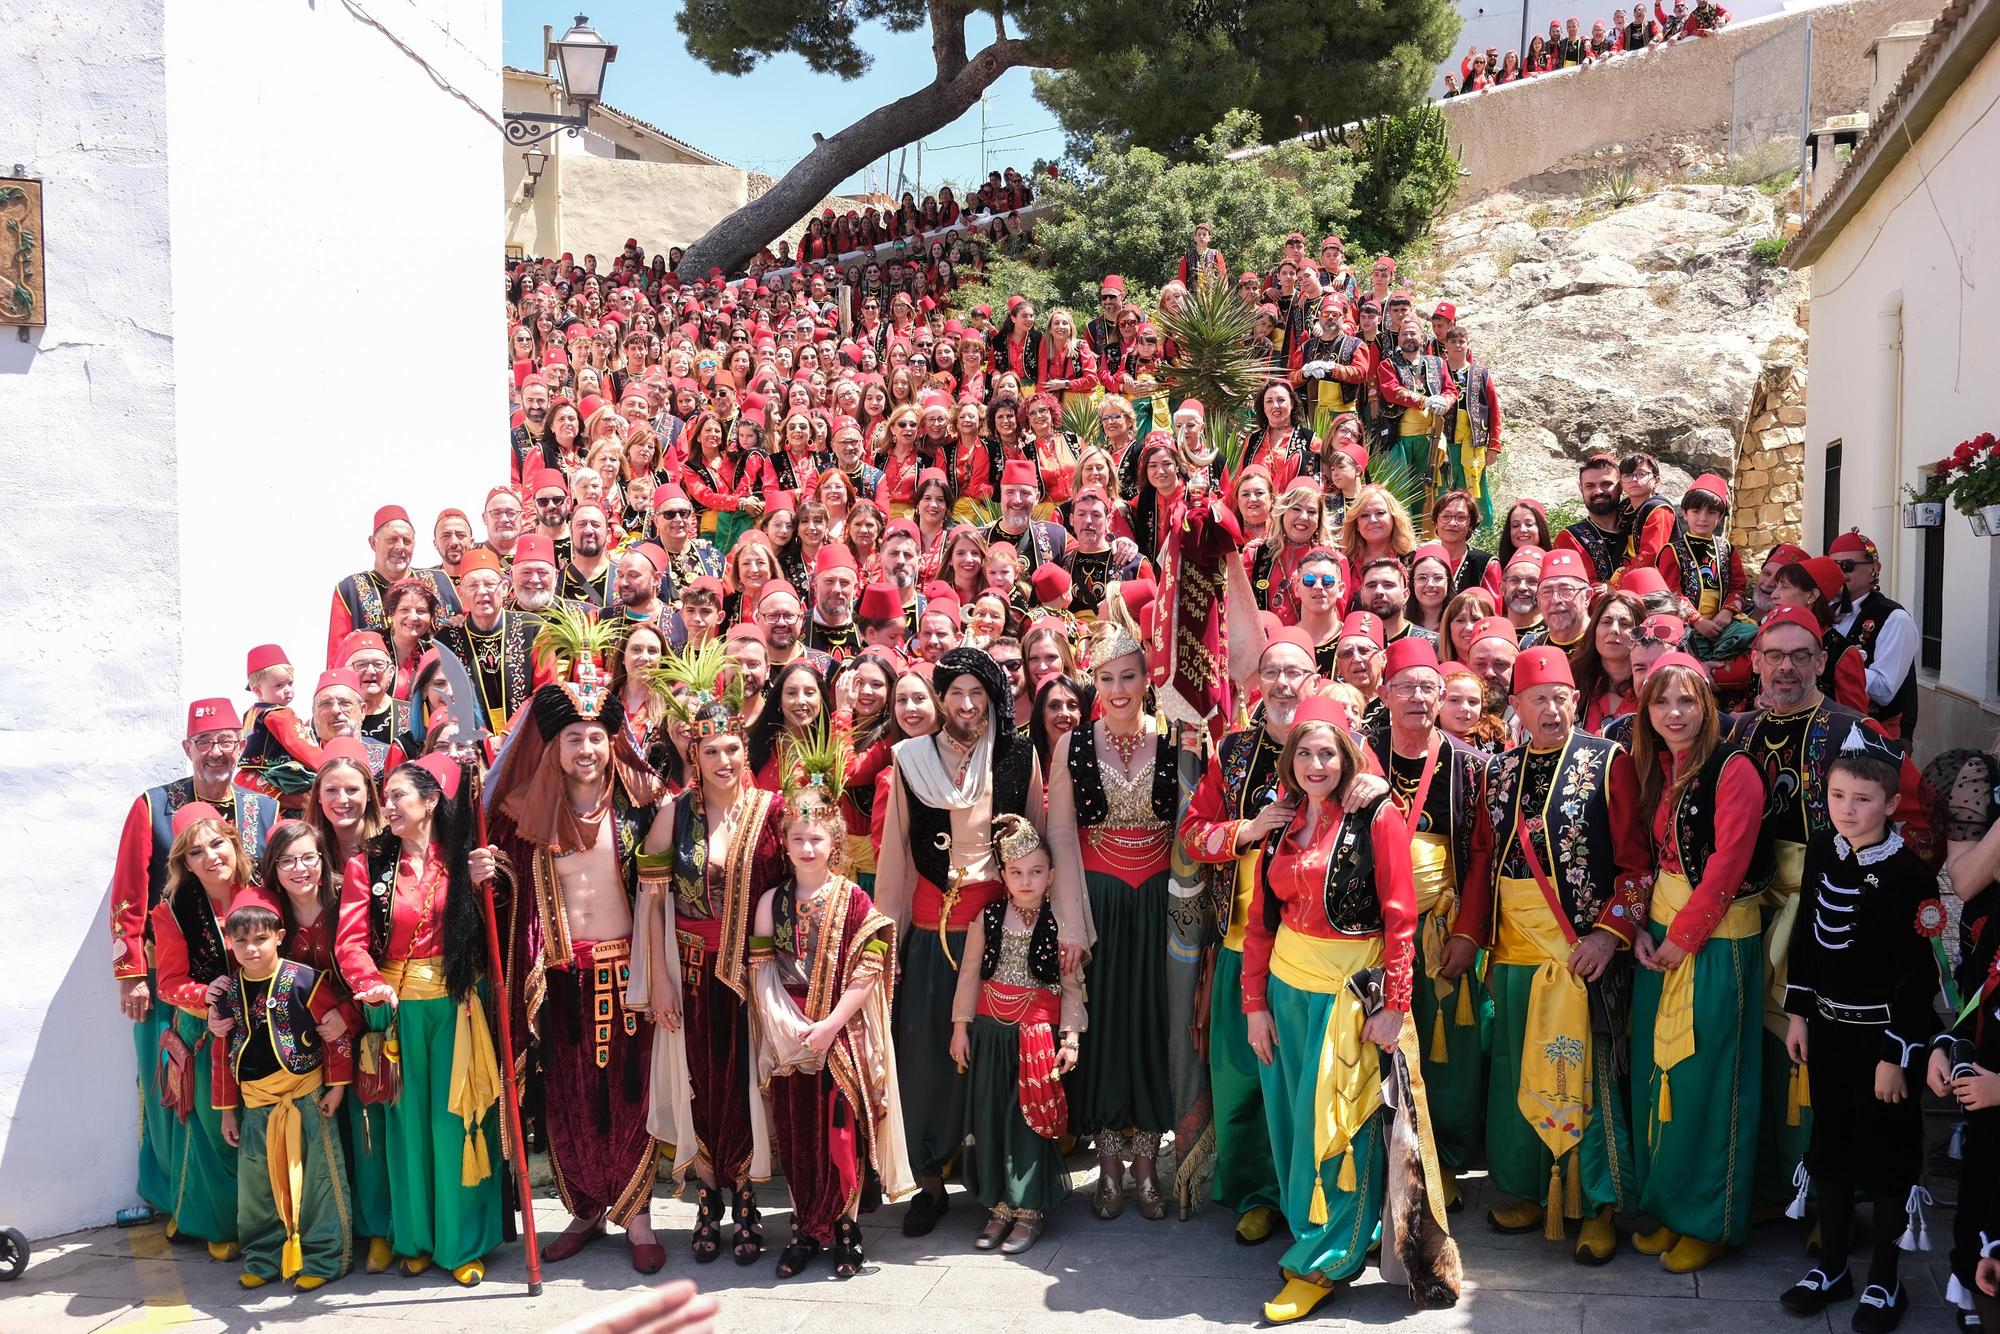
[1648,868,1761,1121]
[845,832,877,877]
[1493,876,1593,1216]
[1223,849,1260,952]
[380,955,499,1186]
[1412,833,1474,1060]
[1270,928,1384,1225]
[242,1066,323,1278]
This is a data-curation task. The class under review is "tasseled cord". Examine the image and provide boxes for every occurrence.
[463,1123,492,1188]
[1430,1002,1449,1062]
[1542,1150,1583,1241]
[1896,1186,1933,1252]
[1310,1152,1358,1226]
[1785,1160,1811,1220]
[1544,1161,1566,1240]
[1658,1070,1673,1123]
[1787,1062,1811,1126]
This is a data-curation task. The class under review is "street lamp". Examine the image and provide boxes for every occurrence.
[503,15,619,148]
[521,148,547,198]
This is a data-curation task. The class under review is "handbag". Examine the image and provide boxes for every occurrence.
[157,1027,196,1123]
[355,1025,402,1106]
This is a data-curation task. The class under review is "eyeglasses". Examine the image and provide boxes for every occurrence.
[1833,559,1862,572]
[1259,665,1314,683]
[994,658,1024,673]
[660,507,693,520]
[1758,647,1821,668]
[277,853,323,872]
[188,733,241,752]
[1299,572,1340,588]
[1385,680,1442,700]
[535,496,567,507]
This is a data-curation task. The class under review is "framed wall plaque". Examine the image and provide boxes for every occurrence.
[0,177,46,330]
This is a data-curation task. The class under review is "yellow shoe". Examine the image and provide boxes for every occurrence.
[1263,1275,1336,1323]
[365,1236,394,1274]
[452,1260,484,1287]
[1575,1208,1617,1265]
[238,1272,268,1289]
[1235,1205,1280,1245]
[1488,1200,1545,1234]
[294,1275,329,1292]
[402,1253,432,1276]
[1661,1236,1726,1273]
[1631,1225,1678,1256]
[207,1241,241,1262]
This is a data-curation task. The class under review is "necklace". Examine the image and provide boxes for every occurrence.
[1107,728,1147,768]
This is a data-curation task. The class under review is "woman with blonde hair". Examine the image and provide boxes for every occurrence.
[1627,657,1768,1274]
[1246,481,1333,622]
[1340,484,1417,576]
[1036,308,1100,417]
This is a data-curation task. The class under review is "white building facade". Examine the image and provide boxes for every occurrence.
[1,0,500,1236]
[1788,0,2000,759]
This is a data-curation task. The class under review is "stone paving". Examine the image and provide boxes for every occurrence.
[2,1155,1971,1334]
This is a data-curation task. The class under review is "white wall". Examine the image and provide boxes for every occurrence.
[0,0,501,1239]
[1441,0,1790,89]
[1804,36,2000,748]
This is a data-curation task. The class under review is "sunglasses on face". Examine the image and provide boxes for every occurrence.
[1833,559,1862,572]
[1299,572,1339,589]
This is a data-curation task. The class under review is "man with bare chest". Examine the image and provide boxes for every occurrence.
[483,647,664,1273]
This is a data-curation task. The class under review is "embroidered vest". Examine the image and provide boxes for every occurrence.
[1562,520,1622,583]
[978,897,1061,984]
[1448,548,1495,598]
[1367,731,1488,885]
[1827,589,1918,736]
[1067,728,1179,827]
[1489,733,1623,935]
[1623,494,1679,566]
[146,779,278,911]
[905,737,1035,891]
[1260,795,1389,936]
[1454,364,1493,448]
[1669,742,1774,901]
[169,879,234,989]
[223,961,325,1077]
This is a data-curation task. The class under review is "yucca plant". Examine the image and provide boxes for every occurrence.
[1368,450,1437,538]
[1158,277,1279,476]
[1061,398,1106,452]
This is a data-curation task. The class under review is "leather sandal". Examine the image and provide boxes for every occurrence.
[774,1222,820,1279]
[691,1183,724,1264]
[832,1217,865,1279]
[975,1205,1016,1250]
[730,1181,763,1265]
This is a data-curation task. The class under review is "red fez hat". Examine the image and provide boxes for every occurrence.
[171,802,226,838]
[1116,577,1158,618]
[1261,627,1318,662]
[884,518,921,545]
[859,582,904,621]
[186,698,242,737]
[1239,271,1260,285]
[1828,529,1877,560]
[1291,683,1351,730]
[338,631,389,661]
[1541,549,1589,583]
[530,468,568,496]
[725,622,768,647]
[1254,303,1280,322]
[1647,651,1709,680]
[757,579,802,607]
[1173,399,1206,422]
[1639,613,1687,645]
[513,359,536,389]
[1384,637,1442,680]
[1511,646,1574,691]
[436,507,469,530]
[1339,441,1370,473]
[764,490,797,514]
[1339,611,1385,648]
[1505,545,1546,572]
[1766,542,1809,568]
[225,886,282,923]
[1285,230,1307,244]
[1468,616,1518,648]
[1801,556,1844,602]
[1411,542,1450,568]
[922,593,962,627]
[1029,564,1072,604]
[813,545,859,578]
[372,505,411,534]
[413,752,462,800]
[320,736,371,768]
[244,644,290,678]
[457,548,504,578]
[1688,472,1729,503]
[1320,234,1343,250]
[1758,604,1823,644]
[1100,274,1126,295]
[652,482,690,510]
[514,534,558,568]
[1433,301,1457,322]
[315,668,362,699]
[684,575,727,601]
[1001,459,1039,489]
[629,542,669,575]
[1619,566,1668,597]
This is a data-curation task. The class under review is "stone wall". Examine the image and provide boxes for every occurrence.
[1441,0,1944,200]
[1729,359,1809,554]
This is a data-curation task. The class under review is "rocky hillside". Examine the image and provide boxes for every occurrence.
[1420,163,1808,511]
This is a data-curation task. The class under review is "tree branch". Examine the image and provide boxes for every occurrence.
[674,35,1042,280]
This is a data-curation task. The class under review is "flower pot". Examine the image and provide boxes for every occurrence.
[1973,511,1993,538]
[1903,502,1944,528]
[1982,503,2000,534]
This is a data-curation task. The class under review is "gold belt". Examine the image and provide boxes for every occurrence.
[380,955,449,1000]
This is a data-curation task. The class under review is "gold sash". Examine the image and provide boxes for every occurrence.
[1270,928,1384,1225]
[1412,833,1473,1060]
[1761,839,1808,1036]
[1493,876,1593,1219]
[1648,868,1761,1121]
[242,1066,323,1278]
[1223,850,1260,952]
[380,955,499,1185]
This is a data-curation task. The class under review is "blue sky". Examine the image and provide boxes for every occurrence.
[503,5,1062,195]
